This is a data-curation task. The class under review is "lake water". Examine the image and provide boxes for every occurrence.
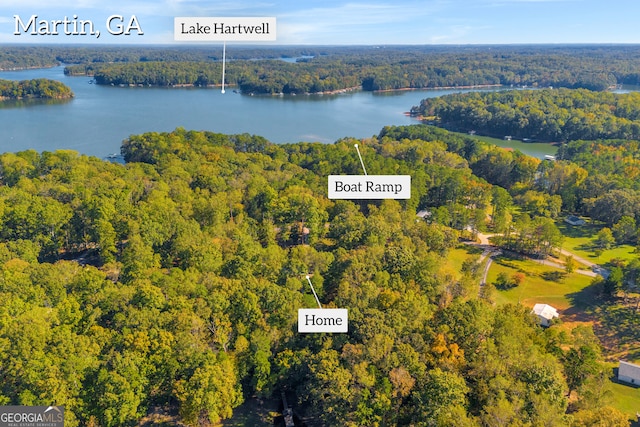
[0,66,557,159]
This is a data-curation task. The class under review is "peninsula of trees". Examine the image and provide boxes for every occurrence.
[6,44,640,94]
[0,78,73,100]
[0,45,327,70]
[412,89,640,142]
[53,44,640,94]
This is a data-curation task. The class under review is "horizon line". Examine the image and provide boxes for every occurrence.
[3,42,640,48]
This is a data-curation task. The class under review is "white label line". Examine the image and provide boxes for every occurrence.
[354,143,368,175]
[305,275,322,309]
[221,41,226,94]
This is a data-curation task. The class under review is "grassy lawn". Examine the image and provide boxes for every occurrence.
[445,245,484,280]
[443,244,482,290]
[608,378,640,422]
[488,255,594,310]
[490,252,640,420]
[558,222,637,265]
[451,132,558,157]
[489,253,640,357]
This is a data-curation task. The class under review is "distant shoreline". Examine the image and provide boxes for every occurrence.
[95,81,503,96]
[0,64,59,72]
[375,84,503,93]
[3,63,503,95]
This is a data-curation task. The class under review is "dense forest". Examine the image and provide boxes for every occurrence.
[53,44,640,93]
[559,138,640,189]
[412,89,640,142]
[381,124,640,240]
[2,43,640,426]
[0,45,327,70]
[0,127,633,426]
[0,78,73,99]
[68,60,362,94]
[0,46,62,70]
[5,44,640,93]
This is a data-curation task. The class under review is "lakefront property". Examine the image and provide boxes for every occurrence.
[2,43,640,425]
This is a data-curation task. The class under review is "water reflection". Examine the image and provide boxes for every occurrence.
[0,97,72,110]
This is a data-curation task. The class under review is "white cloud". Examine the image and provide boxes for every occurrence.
[276,2,441,43]
[143,0,275,16]
[1,0,104,8]
[0,0,274,15]
[281,2,425,26]
[485,0,577,5]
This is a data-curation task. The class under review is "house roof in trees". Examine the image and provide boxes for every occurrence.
[532,303,559,321]
[564,215,586,226]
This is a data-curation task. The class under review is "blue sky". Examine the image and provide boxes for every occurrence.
[1,0,638,45]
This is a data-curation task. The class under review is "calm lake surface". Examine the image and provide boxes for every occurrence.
[0,66,557,159]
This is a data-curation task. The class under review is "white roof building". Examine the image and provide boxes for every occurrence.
[564,215,586,226]
[618,360,640,386]
[532,303,559,327]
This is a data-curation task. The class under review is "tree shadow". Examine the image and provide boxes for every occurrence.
[463,245,484,255]
[567,288,640,358]
[574,243,596,254]
[557,221,602,239]
[626,347,640,364]
[541,271,567,282]
[493,255,529,274]
[594,302,640,356]
[563,281,602,320]
[558,222,603,258]
[493,256,530,275]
